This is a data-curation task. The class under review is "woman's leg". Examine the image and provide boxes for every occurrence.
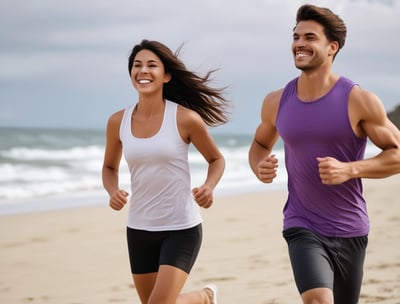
[145,265,213,304]
[301,287,334,304]
[132,272,158,303]
[128,225,214,303]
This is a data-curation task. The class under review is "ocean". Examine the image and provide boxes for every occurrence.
[0,127,288,215]
[0,127,379,216]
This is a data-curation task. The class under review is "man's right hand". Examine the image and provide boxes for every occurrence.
[257,155,278,183]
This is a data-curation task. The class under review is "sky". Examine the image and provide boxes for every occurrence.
[0,0,399,134]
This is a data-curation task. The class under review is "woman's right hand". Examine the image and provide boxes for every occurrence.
[109,189,129,210]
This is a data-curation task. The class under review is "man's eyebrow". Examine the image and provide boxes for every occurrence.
[293,32,318,37]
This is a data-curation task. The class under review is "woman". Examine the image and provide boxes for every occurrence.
[102,39,229,304]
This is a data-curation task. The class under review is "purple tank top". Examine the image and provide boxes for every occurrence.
[276,77,369,237]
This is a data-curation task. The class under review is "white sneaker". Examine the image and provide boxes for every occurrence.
[204,284,218,304]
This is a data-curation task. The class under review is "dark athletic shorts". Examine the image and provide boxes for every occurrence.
[283,227,368,304]
[126,224,202,274]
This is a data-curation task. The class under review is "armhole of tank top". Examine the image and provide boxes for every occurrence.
[344,80,361,138]
[119,105,134,140]
[276,81,294,126]
[276,89,286,119]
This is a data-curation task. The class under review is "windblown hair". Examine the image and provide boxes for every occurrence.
[296,4,347,60]
[128,39,229,126]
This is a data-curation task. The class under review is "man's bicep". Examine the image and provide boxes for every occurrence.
[359,91,400,150]
[364,119,400,151]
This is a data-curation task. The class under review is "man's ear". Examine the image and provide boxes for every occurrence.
[329,41,339,57]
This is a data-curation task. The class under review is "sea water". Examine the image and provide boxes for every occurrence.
[0,127,286,215]
[0,127,379,215]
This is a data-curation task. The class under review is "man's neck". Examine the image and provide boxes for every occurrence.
[297,70,339,101]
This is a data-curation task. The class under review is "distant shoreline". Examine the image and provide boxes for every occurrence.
[0,181,287,216]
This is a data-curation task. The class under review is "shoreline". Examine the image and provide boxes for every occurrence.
[1,176,399,303]
[0,181,286,217]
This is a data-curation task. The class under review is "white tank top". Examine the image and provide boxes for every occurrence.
[119,100,203,231]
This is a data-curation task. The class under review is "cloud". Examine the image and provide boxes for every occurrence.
[0,0,399,132]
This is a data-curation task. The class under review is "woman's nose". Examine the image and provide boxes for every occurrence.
[139,66,149,73]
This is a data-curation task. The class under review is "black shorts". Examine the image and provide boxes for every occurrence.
[283,227,368,304]
[126,224,202,274]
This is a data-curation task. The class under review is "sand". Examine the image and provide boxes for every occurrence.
[1,176,400,303]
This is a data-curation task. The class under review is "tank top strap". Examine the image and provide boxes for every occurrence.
[160,100,180,139]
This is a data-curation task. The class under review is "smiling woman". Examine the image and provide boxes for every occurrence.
[102,39,230,304]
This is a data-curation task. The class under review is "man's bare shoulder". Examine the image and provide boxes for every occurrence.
[349,85,386,118]
[264,88,285,102]
[350,85,379,102]
[258,88,285,125]
[261,88,285,112]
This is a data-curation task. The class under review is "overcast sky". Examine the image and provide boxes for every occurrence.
[0,0,399,134]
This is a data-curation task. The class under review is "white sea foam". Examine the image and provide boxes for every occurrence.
[0,127,381,215]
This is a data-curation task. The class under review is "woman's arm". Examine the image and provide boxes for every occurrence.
[102,111,129,210]
[178,106,225,209]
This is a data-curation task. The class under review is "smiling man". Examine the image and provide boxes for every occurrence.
[248,4,400,304]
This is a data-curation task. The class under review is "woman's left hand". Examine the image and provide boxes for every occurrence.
[192,185,214,208]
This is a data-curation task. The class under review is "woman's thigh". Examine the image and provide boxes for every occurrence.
[147,265,189,304]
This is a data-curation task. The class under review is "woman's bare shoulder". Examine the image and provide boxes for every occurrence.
[108,109,125,123]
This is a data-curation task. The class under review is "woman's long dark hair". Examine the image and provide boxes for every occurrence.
[128,39,229,126]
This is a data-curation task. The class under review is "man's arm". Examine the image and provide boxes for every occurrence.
[248,90,282,183]
[351,87,400,177]
[318,86,400,184]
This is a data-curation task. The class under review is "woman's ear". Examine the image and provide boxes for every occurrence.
[164,73,172,83]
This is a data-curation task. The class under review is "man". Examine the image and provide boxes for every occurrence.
[248,4,400,304]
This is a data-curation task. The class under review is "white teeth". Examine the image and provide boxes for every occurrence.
[138,79,151,84]
[296,51,310,57]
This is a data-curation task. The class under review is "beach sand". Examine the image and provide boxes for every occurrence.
[1,176,399,303]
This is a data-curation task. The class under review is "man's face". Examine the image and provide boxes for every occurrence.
[292,20,337,72]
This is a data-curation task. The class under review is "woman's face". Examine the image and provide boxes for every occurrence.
[130,49,171,94]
